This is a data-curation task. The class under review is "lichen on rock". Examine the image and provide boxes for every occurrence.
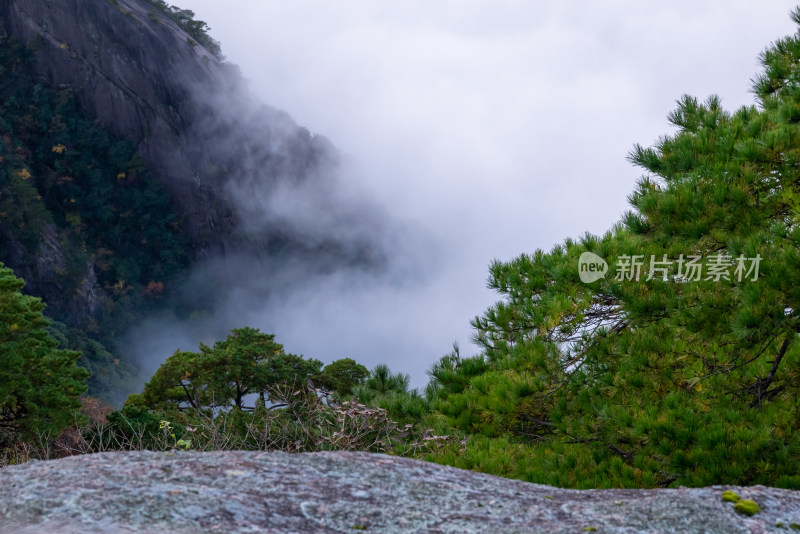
[0,451,799,533]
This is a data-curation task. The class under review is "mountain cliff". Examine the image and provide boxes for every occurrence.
[0,0,381,399]
[1,0,340,249]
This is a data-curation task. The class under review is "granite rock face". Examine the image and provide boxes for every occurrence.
[0,0,378,338]
[0,450,799,533]
[0,0,340,252]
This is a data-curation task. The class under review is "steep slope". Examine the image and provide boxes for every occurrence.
[1,0,337,249]
[0,0,382,399]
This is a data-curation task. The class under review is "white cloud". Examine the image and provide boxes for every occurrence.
[152,0,798,388]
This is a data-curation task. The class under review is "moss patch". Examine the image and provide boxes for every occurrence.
[733,499,760,516]
[722,490,741,503]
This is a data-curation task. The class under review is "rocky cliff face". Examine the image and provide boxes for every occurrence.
[0,0,339,252]
[0,450,798,533]
[0,0,380,397]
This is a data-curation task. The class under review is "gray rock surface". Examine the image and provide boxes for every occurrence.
[0,451,798,533]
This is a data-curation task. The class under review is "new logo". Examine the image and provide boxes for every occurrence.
[578,252,608,283]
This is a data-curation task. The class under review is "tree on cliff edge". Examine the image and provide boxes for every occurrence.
[0,263,88,442]
[140,327,322,411]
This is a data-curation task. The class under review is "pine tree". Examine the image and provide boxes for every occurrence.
[314,358,369,398]
[0,263,88,442]
[141,327,322,411]
[433,8,800,488]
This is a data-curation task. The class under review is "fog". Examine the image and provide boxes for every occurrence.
[130,1,798,390]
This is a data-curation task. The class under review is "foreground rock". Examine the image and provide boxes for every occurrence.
[0,451,798,533]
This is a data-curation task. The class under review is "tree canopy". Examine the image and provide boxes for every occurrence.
[140,327,322,411]
[0,30,191,400]
[0,263,88,441]
[314,358,369,398]
[147,0,223,58]
[425,7,800,488]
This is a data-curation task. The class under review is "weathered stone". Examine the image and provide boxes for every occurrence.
[0,451,798,533]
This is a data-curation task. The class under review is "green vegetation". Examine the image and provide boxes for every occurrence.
[0,263,88,444]
[315,358,369,399]
[722,491,741,503]
[734,499,760,516]
[0,320,457,465]
[139,327,322,411]
[405,7,800,489]
[0,28,192,399]
[7,2,800,498]
[147,1,222,58]
[0,333,447,464]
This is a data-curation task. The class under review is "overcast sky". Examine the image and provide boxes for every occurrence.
[168,1,798,388]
